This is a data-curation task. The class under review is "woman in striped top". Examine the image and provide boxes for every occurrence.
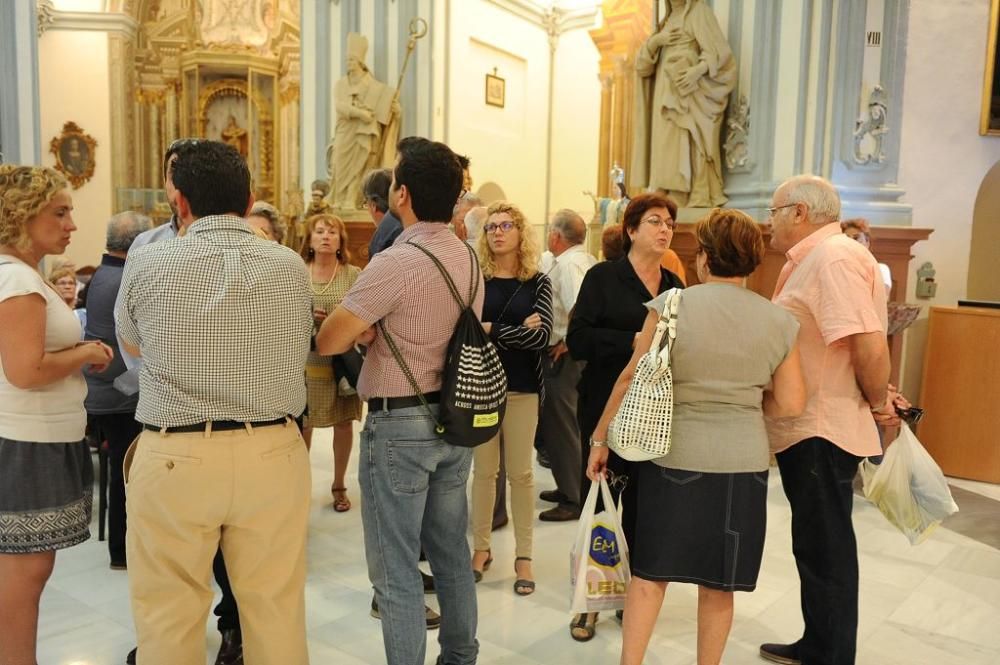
[471,201,553,596]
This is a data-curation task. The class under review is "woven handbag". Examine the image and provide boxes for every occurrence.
[607,288,682,461]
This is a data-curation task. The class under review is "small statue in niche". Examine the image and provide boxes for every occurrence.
[330,33,401,209]
[723,93,750,170]
[584,163,631,226]
[221,114,249,159]
[854,85,888,165]
[306,180,333,218]
[632,0,737,207]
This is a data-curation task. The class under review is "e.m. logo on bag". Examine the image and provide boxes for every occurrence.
[589,523,621,568]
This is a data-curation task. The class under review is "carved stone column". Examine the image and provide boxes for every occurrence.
[588,0,652,197]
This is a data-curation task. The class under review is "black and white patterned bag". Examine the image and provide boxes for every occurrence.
[379,242,507,447]
[607,288,681,461]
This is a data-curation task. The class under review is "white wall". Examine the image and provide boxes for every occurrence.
[896,0,1000,398]
[38,29,113,267]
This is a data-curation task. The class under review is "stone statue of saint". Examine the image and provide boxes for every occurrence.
[221,114,249,158]
[330,33,401,209]
[631,0,736,207]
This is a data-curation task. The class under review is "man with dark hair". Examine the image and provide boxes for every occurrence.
[362,167,403,257]
[317,137,481,665]
[116,140,313,665]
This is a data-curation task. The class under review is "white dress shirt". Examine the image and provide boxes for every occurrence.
[548,244,598,345]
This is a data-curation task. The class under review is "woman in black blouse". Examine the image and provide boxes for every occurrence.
[472,201,553,596]
[565,192,684,640]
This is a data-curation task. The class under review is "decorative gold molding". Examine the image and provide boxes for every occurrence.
[49,122,97,189]
[279,83,300,106]
[981,0,1000,135]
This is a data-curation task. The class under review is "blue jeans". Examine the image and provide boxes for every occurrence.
[359,405,479,665]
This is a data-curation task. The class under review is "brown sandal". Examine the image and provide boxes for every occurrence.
[331,486,351,512]
[570,612,597,642]
[513,557,535,596]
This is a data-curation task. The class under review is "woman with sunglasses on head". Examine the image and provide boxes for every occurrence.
[587,209,806,665]
[0,165,113,664]
[471,201,552,595]
[564,192,685,641]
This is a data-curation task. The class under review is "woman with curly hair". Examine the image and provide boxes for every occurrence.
[471,201,553,595]
[0,164,113,663]
[299,213,362,511]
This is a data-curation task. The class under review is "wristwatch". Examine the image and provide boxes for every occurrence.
[590,438,607,448]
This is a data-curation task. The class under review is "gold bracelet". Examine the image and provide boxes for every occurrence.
[591,438,607,448]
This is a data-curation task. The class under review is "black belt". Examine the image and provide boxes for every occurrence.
[367,392,441,411]
[142,417,289,434]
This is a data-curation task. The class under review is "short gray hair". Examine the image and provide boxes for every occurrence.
[550,208,586,246]
[461,192,482,207]
[249,201,286,243]
[464,205,488,245]
[106,211,152,252]
[782,175,841,224]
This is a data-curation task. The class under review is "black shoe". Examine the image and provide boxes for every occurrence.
[370,596,441,630]
[421,570,435,594]
[215,629,243,665]
[110,558,127,571]
[539,505,580,522]
[126,648,136,665]
[539,489,568,504]
[537,449,552,469]
[759,642,802,665]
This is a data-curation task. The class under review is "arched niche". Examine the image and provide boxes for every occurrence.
[968,161,1000,301]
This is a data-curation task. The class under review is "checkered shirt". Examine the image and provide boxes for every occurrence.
[342,221,485,399]
[115,215,312,427]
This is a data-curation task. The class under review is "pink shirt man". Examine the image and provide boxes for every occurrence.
[766,222,888,458]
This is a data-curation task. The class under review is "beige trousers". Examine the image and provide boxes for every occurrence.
[124,421,311,665]
[472,392,539,558]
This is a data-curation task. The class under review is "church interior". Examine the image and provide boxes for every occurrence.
[1,0,999,663]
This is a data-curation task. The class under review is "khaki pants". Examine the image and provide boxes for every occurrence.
[124,421,311,665]
[471,392,539,558]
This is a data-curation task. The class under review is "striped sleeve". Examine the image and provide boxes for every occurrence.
[491,274,553,351]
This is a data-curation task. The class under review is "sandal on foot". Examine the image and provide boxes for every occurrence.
[331,486,351,512]
[513,557,535,596]
[570,612,597,642]
[472,549,493,583]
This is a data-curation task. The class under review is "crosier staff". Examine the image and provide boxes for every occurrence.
[376,17,428,159]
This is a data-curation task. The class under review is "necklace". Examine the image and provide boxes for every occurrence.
[310,261,341,295]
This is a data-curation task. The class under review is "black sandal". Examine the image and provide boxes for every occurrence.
[513,557,535,596]
[472,549,492,583]
[570,612,597,642]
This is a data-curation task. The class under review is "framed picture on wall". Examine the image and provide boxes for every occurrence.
[980,0,1000,135]
[49,121,97,189]
[486,69,505,108]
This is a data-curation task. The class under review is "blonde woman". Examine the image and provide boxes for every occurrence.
[299,213,362,511]
[0,165,113,664]
[472,201,553,594]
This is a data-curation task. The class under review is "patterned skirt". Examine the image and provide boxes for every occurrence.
[0,437,93,554]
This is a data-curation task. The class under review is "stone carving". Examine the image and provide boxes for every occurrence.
[632,0,736,207]
[37,0,55,36]
[221,114,249,158]
[854,84,888,165]
[329,33,400,210]
[723,93,750,171]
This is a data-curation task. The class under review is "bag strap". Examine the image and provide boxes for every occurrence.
[405,240,480,309]
[376,319,445,434]
[645,288,681,365]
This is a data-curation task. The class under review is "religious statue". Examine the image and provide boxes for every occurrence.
[854,85,888,165]
[584,163,631,226]
[330,33,401,209]
[221,114,249,158]
[306,180,333,218]
[631,0,737,208]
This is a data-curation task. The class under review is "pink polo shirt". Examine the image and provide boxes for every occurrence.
[766,222,887,458]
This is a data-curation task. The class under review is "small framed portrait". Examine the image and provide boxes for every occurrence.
[982,0,1000,135]
[49,121,97,189]
[485,70,505,108]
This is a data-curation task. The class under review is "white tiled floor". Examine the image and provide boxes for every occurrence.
[36,427,1000,664]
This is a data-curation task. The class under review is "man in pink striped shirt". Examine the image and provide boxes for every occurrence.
[760,175,902,665]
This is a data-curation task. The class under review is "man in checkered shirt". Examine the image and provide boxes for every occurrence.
[115,140,313,665]
[317,137,483,665]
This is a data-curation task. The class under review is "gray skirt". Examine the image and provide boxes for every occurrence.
[0,437,93,554]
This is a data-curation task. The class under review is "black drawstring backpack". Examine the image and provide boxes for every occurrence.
[378,241,507,447]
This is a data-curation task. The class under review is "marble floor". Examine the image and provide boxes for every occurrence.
[36,427,1000,665]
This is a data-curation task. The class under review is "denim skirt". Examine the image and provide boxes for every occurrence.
[631,463,768,591]
[0,437,93,553]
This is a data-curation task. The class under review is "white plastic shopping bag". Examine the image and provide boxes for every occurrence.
[570,477,631,613]
[859,423,959,545]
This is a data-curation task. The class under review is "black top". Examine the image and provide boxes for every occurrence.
[83,254,137,414]
[483,274,553,395]
[368,211,404,258]
[566,257,684,432]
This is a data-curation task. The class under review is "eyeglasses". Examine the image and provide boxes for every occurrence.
[484,221,516,234]
[641,215,676,230]
[766,203,798,217]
